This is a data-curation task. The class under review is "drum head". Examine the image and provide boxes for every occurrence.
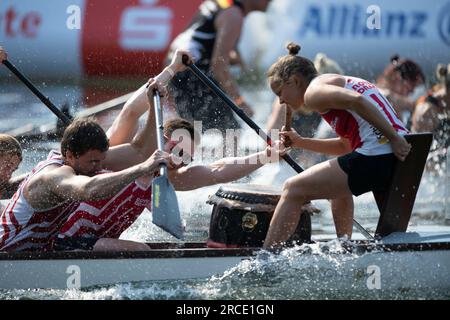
[214,184,282,206]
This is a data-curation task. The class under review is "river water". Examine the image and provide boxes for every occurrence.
[0,78,449,300]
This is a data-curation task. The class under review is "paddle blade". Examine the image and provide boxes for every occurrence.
[151,176,185,240]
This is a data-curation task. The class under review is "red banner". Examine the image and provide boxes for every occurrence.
[82,0,202,77]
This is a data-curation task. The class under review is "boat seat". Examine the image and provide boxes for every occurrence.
[374,133,433,238]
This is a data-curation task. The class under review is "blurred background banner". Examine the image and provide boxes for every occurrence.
[0,0,202,79]
[1,0,449,79]
[243,0,450,78]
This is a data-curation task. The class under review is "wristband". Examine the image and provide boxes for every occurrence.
[165,67,175,78]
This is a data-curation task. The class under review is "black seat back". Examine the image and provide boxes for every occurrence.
[374,133,433,238]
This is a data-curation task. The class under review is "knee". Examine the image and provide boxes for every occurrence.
[282,178,305,200]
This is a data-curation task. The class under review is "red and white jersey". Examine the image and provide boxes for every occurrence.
[321,76,409,156]
[57,179,152,240]
[0,151,79,252]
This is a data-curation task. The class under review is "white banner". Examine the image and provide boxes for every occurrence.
[0,0,85,78]
[242,0,450,77]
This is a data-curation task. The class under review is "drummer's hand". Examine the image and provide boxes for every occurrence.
[280,126,303,149]
[170,49,194,73]
[264,140,287,162]
[0,47,7,62]
[301,202,321,216]
[146,78,168,100]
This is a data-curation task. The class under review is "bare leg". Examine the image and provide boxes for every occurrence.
[93,238,151,252]
[264,159,353,249]
[331,196,354,238]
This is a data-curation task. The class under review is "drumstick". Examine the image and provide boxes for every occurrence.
[284,105,293,148]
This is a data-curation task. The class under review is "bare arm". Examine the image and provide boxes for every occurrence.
[104,79,171,172]
[229,48,246,70]
[103,85,159,172]
[106,83,154,146]
[282,134,352,156]
[305,84,411,160]
[106,49,193,147]
[41,151,170,204]
[170,153,264,191]
[211,7,244,101]
[169,144,286,191]
[47,166,148,203]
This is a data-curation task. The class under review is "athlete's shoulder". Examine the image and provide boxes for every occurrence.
[311,74,347,87]
[31,165,75,187]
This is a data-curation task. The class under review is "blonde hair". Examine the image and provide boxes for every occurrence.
[267,42,318,86]
[0,134,22,160]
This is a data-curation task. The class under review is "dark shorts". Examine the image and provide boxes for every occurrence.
[169,70,241,132]
[337,152,397,196]
[53,236,99,251]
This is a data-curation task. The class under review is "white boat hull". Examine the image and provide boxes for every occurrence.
[1,235,450,291]
[1,256,250,290]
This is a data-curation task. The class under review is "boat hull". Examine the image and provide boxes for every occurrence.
[1,241,449,290]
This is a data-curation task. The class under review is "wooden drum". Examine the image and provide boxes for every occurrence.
[207,184,311,248]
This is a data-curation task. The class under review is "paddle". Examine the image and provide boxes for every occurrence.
[151,90,184,240]
[3,59,134,141]
[284,105,293,148]
[182,56,304,173]
[1,59,71,126]
[182,56,373,239]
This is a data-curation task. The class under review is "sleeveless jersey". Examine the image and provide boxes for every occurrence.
[57,179,152,240]
[321,76,409,156]
[0,151,79,252]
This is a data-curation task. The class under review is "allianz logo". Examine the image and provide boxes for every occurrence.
[438,2,450,46]
[298,4,439,40]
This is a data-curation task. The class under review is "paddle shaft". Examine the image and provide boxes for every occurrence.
[2,59,71,126]
[284,105,293,148]
[153,90,168,176]
[182,56,304,174]
[182,56,373,238]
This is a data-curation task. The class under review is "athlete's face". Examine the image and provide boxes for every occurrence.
[66,149,107,177]
[270,75,305,110]
[0,154,21,183]
[164,137,195,168]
